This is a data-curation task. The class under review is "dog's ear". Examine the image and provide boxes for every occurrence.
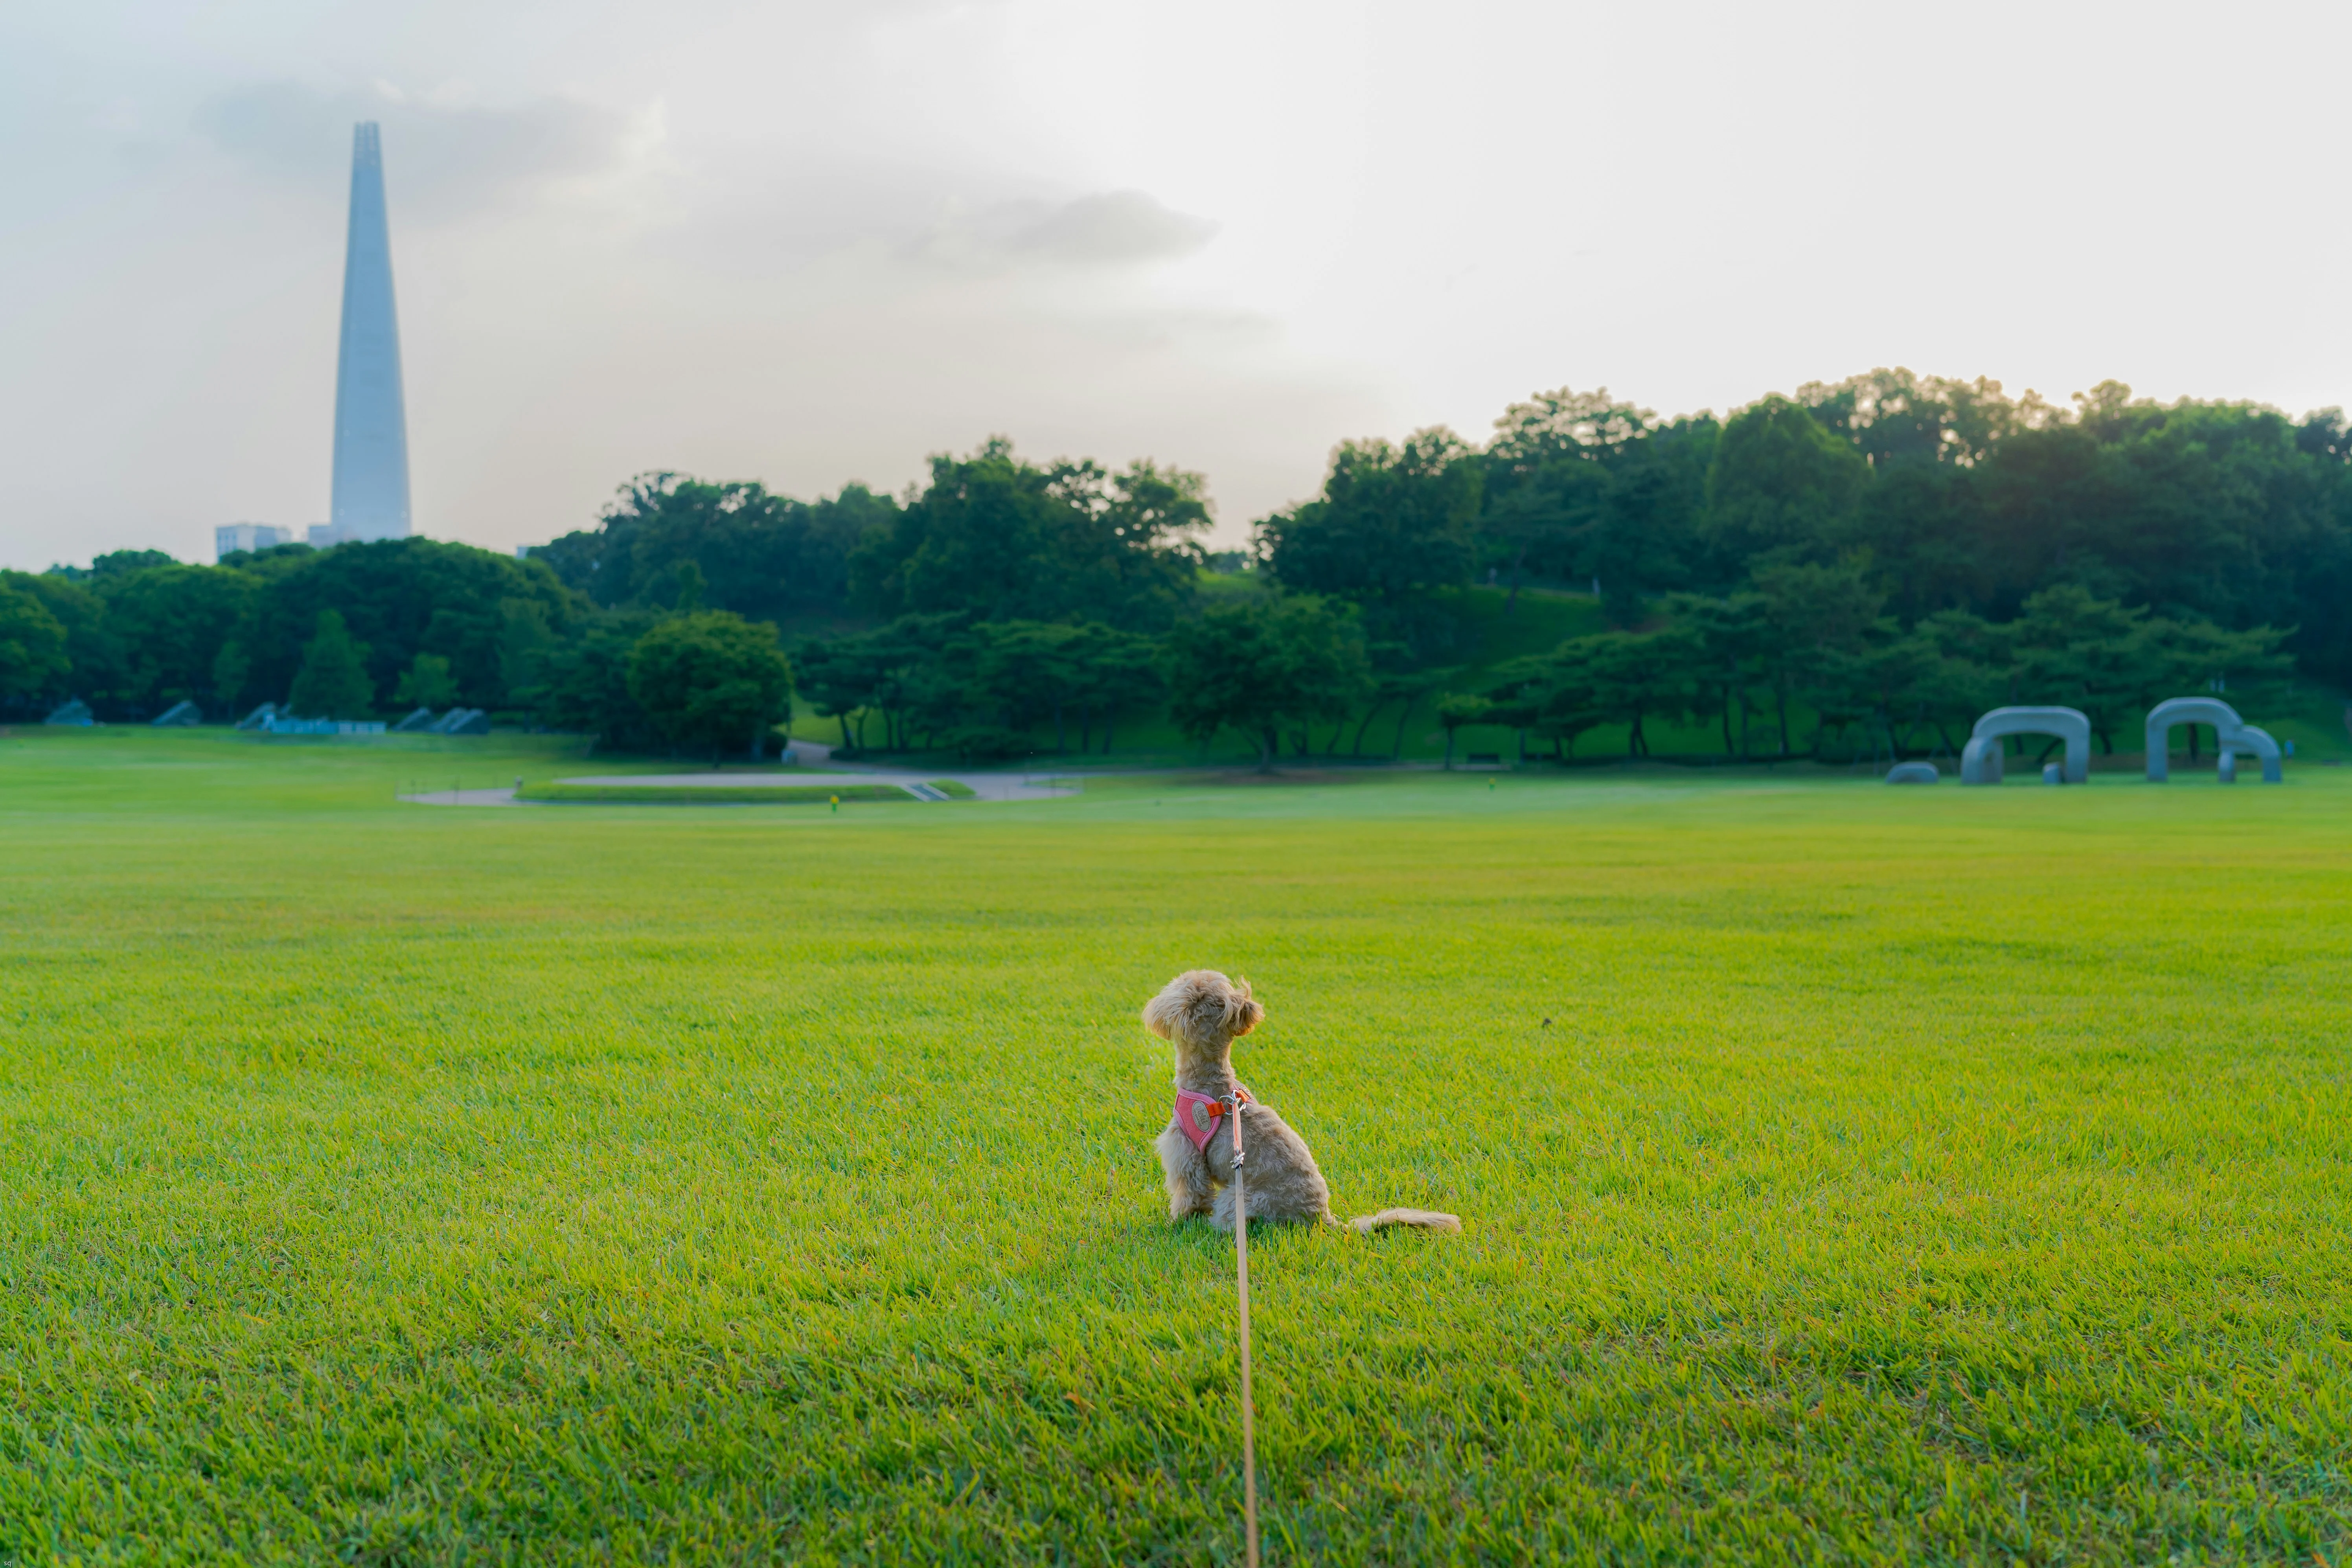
[1140,985,1181,1040]
[1229,978,1263,1038]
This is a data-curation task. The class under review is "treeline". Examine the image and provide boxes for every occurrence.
[0,539,570,723]
[786,374,2342,762]
[5,370,2343,764]
[1458,577,2290,767]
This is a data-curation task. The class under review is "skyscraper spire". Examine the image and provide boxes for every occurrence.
[329,122,411,541]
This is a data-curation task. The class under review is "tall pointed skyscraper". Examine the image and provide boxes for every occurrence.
[328,122,411,541]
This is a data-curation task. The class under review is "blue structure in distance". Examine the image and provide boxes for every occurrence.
[329,122,412,542]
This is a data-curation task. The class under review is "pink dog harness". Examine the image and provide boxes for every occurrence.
[1173,1087,1249,1153]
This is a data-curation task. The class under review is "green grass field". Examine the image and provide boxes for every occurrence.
[4,728,2349,1564]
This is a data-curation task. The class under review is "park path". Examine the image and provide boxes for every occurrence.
[552,770,1070,802]
[397,787,534,807]
[400,744,1077,807]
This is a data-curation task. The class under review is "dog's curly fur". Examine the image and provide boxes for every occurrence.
[1143,970,1460,1235]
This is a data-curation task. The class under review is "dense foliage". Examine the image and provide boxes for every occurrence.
[18,376,2348,761]
[533,473,891,624]
[286,610,374,720]
[848,439,1211,628]
[1160,595,1371,767]
[1456,374,2352,664]
[624,612,794,761]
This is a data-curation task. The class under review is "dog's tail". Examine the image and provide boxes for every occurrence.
[1346,1208,1461,1234]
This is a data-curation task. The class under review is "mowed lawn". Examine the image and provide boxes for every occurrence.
[4,731,2349,1565]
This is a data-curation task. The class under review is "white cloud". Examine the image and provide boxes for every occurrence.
[909,189,1219,272]
[1000,190,1219,266]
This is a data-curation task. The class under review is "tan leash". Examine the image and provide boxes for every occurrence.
[1224,1091,1260,1568]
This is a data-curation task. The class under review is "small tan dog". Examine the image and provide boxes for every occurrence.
[1144,970,1461,1235]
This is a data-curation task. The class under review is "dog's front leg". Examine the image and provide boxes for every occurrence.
[1154,1122,1213,1222]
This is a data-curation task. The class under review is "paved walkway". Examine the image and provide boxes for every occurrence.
[399,749,1079,807]
[398,787,533,807]
[554,770,1074,801]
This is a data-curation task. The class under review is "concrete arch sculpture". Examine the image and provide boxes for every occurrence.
[1960,706,2091,785]
[2215,724,2282,785]
[2144,697,2280,784]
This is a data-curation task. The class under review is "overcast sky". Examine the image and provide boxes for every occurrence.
[3,0,2346,568]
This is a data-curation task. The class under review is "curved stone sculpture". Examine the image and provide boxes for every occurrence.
[1961,706,2090,785]
[2145,697,2236,781]
[2143,696,2281,783]
[1885,761,1940,784]
[2220,724,2283,784]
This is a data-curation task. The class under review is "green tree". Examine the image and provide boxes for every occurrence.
[287,610,375,719]
[972,621,1090,750]
[230,537,573,716]
[1527,656,1606,760]
[627,612,794,761]
[497,598,555,708]
[532,613,664,756]
[1481,389,1653,609]
[393,653,460,710]
[2149,617,2293,712]
[211,640,254,716]
[1480,392,1716,622]
[1433,692,1491,770]
[537,473,892,622]
[90,563,254,714]
[873,615,983,753]
[1905,610,2010,755]
[0,578,70,706]
[1160,595,1372,770]
[1258,428,1481,655]
[1705,395,1871,571]
[1066,624,1162,754]
[1754,561,1885,756]
[1577,629,1700,757]
[88,549,178,577]
[1469,656,1552,762]
[10,572,120,713]
[792,634,886,752]
[850,440,1208,629]
[1323,657,1453,761]
[1664,592,1772,756]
